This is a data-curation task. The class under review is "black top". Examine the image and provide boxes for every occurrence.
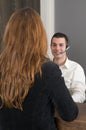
[0,61,78,130]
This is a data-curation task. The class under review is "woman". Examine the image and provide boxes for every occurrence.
[0,7,78,130]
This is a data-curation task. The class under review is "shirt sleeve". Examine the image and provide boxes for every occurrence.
[71,64,86,103]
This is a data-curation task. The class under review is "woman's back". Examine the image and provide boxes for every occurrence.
[0,61,78,130]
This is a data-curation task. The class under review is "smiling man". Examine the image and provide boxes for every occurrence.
[50,32,86,103]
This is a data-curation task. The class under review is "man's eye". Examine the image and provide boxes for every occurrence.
[52,44,57,47]
[59,44,63,47]
[53,44,57,47]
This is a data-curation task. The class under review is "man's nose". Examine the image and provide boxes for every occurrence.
[55,45,60,50]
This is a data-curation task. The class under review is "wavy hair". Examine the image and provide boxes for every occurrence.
[0,7,49,110]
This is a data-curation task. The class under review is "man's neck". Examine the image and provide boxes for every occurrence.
[53,56,67,66]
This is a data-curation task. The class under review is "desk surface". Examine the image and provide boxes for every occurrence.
[55,103,86,130]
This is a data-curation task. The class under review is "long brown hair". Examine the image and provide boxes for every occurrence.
[0,7,49,110]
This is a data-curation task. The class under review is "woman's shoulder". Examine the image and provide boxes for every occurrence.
[42,61,59,69]
[43,61,58,67]
[42,61,61,76]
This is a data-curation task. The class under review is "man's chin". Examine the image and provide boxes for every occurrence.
[54,56,61,59]
[54,54,61,57]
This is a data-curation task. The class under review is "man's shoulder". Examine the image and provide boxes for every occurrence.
[68,59,84,70]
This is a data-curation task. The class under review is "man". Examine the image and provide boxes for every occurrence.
[50,32,86,103]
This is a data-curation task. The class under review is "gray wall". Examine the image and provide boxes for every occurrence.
[55,0,86,74]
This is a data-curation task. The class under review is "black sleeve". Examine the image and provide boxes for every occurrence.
[42,61,78,121]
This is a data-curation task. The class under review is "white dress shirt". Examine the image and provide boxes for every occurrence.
[59,58,86,103]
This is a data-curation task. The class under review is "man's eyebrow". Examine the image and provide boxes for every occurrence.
[52,42,64,44]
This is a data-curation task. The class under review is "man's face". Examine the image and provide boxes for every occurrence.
[51,37,67,59]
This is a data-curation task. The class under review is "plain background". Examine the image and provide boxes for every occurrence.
[55,0,86,75]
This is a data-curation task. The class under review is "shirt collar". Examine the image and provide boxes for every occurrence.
[60,57,69,69]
